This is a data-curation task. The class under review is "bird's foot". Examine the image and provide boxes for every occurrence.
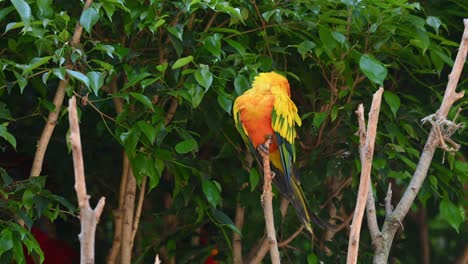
[258,135,273,156]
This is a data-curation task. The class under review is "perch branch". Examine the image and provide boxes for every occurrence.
[68,96,106,264]
[259,135,281,264]
[373,19,467,264]
[30,0,93,177]
[246,198,288,264]
[347,88,384,264]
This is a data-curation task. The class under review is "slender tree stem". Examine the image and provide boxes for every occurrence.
[347,88,383,264]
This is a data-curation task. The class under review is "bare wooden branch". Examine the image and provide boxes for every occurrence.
[278,226,304,247]
[233,203,244,264]
[30,0,93,177]
[131,176,147,243]
[69,96,106,264]
[347,87,384,264]
[384,183,393,216]
[120,169,137,264]
[107,154,129,263]
[366,179,381,249]
[246,198,288,264]
[373,19,467,263]
[259,135,281,264]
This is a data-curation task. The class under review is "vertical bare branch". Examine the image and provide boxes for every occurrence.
[120,169,137,263]
[373,19,467,263]
[131,176,147,243]
[259,136,281,264]
[233,203,244,264]
[347,88,384,264]
[30,0,93,177]
[69,96,105,264]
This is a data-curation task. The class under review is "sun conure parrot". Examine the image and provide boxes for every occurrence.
[233,72,328,233]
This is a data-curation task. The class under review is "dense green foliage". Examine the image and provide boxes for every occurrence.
[0,0,466,263]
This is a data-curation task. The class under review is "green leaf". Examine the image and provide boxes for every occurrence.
[296,41,316,60]
[66,69,90,88]
[151,158,164,190]
[0,229,14,256]
[202,180,221,207]
[13,71,27,93]
[234,74,250,95]
[11,0,32,31]
[359,54,387,86]
[211,208,241,234]
[426,16,442,34]
[79,7,99,33]
[23,56,53,75]
[86,71,106,96]
[224,39,246,55]
[383,91,401,118]
[95,44,115,58]
[156,63,168,72]
[0,102,13,121]
[130,93,154,111]
[331,31,346,45]
[188,85,205,108]
[194,64,213,90]
[53,68,66,80]
[249,168,260,192]
[136,120,156,144]
[22,189,34,211]
[172,56,193,69]
[0,124,17,149]
[319,27,337,51]
[204,33,222,58]
[0,6,15,23]
[439,198,464,233]
[120,128,139,158]
[175,138,198,154]
[167,25,183,41]
[217,94,233,114]
[313,112,327,129]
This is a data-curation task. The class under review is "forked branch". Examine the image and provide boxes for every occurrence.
[346,88,384,264]
[69,96,105,264]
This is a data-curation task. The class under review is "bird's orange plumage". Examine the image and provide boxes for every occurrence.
[233,72,334,234]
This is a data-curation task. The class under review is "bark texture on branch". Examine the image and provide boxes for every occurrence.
[30,0,93,177]
[371,19,467,263]
[346,88,383,264]
[69,96,105,264]
[233,203,244,264]
[259,136,281,264]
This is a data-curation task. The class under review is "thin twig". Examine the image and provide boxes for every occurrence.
[259,135,281,264]
[131,176,147,244]
[384,183,393,216]
[347,88,384,264]
[278,226,304,247]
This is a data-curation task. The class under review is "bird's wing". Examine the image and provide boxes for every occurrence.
[271,85,302,185]
[233,99,259,162]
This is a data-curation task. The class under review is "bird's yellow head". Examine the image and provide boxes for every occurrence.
[251,72,291,96]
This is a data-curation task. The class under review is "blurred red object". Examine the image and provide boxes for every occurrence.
[25,227,78,264]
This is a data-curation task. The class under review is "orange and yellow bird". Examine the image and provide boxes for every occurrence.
[233,72,327,233]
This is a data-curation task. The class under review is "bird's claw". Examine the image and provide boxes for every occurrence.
[258,135,273,155]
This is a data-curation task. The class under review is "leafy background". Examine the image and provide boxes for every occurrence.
[0,0,466,263]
